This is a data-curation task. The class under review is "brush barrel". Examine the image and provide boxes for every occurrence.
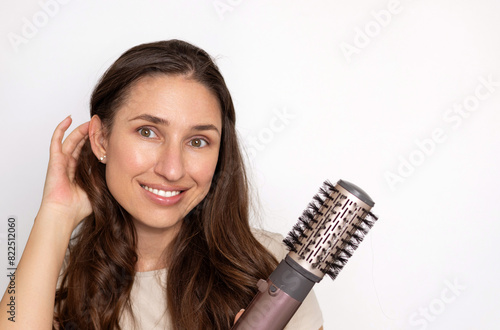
[290,179,375,278]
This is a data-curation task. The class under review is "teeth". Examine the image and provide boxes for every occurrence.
[141,185,181,198]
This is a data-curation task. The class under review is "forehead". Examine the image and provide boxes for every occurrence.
[115,74,222,129]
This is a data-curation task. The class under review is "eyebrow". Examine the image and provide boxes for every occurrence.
[192,124,221,136]
[130,114,169,125]
[130,114,221,136]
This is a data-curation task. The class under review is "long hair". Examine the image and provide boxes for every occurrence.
[54,40,278,329]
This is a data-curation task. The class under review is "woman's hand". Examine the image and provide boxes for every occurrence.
[0,116,93,329]
[39,116,92,230]
[234,309,244,325]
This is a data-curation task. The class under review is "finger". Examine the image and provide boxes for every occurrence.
[234,309,245,325]
[61,121,90,156]
[71,134,89,161]
[50,116,73,155]
[66,135,88,180]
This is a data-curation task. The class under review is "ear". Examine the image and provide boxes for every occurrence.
[89,115,108,164]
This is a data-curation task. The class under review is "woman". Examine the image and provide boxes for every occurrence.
[0,40,323,329]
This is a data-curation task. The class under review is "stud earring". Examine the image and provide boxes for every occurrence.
[99,155,107,162]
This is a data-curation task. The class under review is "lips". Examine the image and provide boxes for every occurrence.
[139,183,188,207]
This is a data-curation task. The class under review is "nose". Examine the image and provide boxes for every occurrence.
[154,142,186,182]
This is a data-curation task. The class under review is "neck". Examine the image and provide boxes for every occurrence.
[134,221,181,272]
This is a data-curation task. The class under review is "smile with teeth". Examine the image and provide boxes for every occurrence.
[141,185,182,198]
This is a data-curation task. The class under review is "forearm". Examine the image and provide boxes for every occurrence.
[0,207,74,329]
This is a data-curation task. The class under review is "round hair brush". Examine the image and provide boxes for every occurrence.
[232,179,378,330]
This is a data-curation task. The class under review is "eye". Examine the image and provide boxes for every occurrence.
[137,127,157,138]
[189,138,208,148]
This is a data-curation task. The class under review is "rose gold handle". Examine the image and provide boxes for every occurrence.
[232,279,301,330]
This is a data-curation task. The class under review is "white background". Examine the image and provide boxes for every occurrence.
[1,0,500,329]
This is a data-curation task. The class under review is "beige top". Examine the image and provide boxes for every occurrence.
[60,230,324,329]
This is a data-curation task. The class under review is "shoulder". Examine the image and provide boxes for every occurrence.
[251,228,288,261]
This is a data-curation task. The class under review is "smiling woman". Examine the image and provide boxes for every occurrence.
[89,75,222,253]
[0,40,323,329]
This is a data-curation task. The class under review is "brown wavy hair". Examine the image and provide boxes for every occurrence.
[53,40,278,329]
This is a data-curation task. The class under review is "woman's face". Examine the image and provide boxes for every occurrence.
[97,75,222,236]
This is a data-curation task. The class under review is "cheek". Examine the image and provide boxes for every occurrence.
[189,153,219,192]
[105,140,151,190]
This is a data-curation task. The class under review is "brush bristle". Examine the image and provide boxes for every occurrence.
[322,212,378,280]
[283,180,378,280]
[283,180,338,252]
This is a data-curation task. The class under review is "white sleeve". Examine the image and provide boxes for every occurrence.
[252,229,324,330]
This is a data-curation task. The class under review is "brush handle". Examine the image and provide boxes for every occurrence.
[232,256,318,330]
[231,278,300,330]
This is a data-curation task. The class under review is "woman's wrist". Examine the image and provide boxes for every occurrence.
[35,204,81,240]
